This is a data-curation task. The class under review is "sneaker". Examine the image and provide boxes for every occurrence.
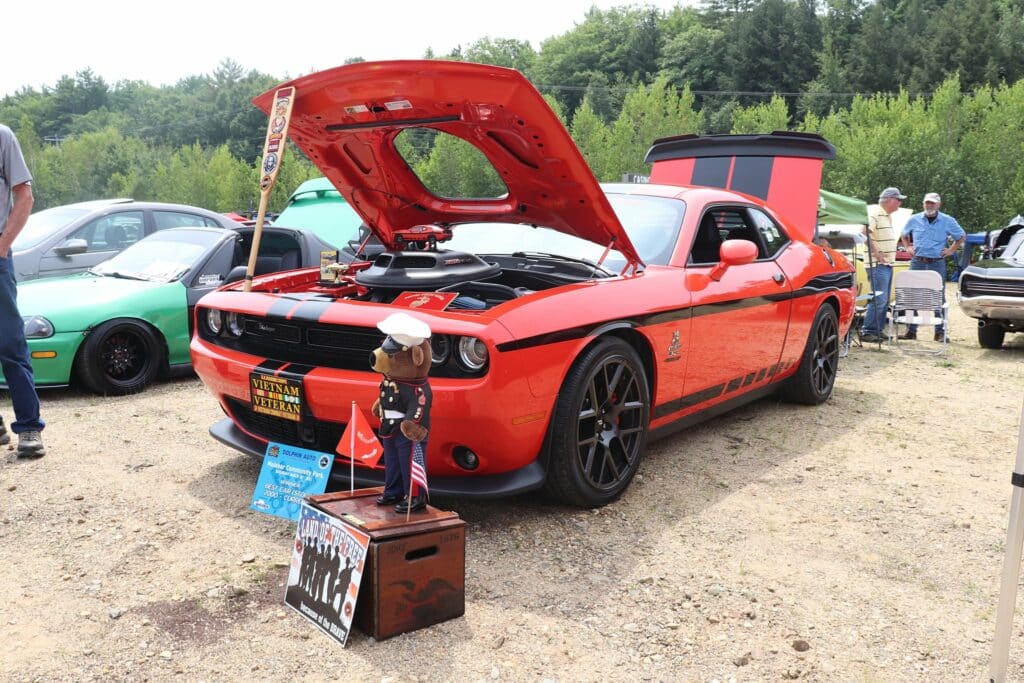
[860,332,880,343]
[934,329,945,342]
[16,431,45,459]
[0,417,8,446]
[898,330,917,340]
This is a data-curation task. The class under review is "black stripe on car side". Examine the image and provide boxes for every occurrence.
[652,384,725,419]
[495,273,855,353]
[652,357,798,420]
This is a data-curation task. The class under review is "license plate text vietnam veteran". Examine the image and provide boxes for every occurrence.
[249,372,304,422]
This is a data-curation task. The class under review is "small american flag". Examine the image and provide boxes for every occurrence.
[410,441,428,496]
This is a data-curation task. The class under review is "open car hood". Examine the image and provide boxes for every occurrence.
[253,60,640,265]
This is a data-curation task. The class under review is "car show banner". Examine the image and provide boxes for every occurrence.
[285,502,370,646]
[250,442,331,521]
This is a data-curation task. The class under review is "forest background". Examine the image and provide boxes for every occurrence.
[5,0,1024,232]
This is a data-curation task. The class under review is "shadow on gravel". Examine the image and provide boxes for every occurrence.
[137,567,286,643]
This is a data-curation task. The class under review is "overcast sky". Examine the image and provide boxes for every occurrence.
[5,1,692,98]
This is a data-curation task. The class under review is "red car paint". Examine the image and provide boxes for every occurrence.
[191,61,855,506]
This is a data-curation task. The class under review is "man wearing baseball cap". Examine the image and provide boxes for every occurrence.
[898,192,966,341]
[859,187,905,343]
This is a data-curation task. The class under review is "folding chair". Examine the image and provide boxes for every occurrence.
[888,269,948,354]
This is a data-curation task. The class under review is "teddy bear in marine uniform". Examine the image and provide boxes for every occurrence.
[370,312,433,513]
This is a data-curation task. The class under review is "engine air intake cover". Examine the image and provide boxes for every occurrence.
[355,249,500,290]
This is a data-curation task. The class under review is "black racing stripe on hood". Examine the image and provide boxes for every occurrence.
[287,300,335,323]
[267,298,300,318]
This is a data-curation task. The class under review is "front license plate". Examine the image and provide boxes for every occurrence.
[249,372,304,422]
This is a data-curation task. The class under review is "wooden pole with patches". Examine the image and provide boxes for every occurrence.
[244,86,295,292]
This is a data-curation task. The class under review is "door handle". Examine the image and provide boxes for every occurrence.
[773,273,785,284]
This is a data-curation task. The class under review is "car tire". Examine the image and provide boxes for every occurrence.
[543,338,650,508]
[779,304,839,405]
[978,322,1006,349]
[74,319,163,395]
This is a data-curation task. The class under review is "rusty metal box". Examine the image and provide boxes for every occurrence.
[308,488,466,640]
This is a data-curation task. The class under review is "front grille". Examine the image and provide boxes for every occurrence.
[961,275,1024,298]
[205,316,381,371]
[225,397,346,452]
[198,308,487,378]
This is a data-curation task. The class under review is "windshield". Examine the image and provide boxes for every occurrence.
[1009,233,1024,260]
[92,229,224,282]
[445,193,685,270]
[13,206,90,250]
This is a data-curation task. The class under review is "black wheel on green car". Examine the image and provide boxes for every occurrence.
[543,338,650,508]
[978,322,1006,349]
[75,319,163,395]
[780,304,839,405]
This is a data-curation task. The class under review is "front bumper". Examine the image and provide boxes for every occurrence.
[210,418,546,498]
[0,332,81,386]
[958,295,1024,322]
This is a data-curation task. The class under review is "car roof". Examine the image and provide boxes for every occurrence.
[59,199,229,219]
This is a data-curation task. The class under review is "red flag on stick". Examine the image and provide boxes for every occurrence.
[336,404,383,467]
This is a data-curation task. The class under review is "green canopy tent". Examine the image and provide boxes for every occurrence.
[818,189,868,226]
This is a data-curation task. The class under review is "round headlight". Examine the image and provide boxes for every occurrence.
[226,312,244,337]
[456,336,488,372]
[22,315,54,339]
[205,309,223,335]
[431,334,451,366]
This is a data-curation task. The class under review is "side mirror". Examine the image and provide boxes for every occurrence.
[53,238,88,257]
[708,239,758,281]
[225,266,248,284]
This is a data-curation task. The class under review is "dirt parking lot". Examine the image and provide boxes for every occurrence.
[2,290,1024,682]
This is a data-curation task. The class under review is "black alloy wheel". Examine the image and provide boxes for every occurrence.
[780,305,839,405]
[544,338,650,508]
[75,320,163,395]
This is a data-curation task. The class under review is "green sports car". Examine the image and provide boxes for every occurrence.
[6,225,336,394]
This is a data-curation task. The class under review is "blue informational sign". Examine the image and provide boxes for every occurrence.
[250,442,332,521]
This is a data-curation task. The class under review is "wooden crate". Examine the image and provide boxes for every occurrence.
[308,488,466,640]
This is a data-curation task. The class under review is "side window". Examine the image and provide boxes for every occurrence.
[690,206,768,263]
[747,208,789,257]
[192,240,235,288]
[68,211,144,253]
[154,211,218,230]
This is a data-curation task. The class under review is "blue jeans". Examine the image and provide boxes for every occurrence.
[907,257,947,334]
[861,264,892,335]
[380,430,426,498]
[0,255,43,433]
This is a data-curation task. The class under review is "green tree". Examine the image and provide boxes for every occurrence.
[731,95,790,133]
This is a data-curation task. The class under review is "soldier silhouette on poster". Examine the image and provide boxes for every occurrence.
[285,503,369,646]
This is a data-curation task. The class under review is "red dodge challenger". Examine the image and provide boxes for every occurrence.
[190,60,856,508]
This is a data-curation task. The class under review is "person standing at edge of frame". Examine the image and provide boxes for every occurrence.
[898,192,966,342]
[0,123,45,458]
[860,186,905,343]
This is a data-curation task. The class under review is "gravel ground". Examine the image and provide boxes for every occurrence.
[2,290,1024,682]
